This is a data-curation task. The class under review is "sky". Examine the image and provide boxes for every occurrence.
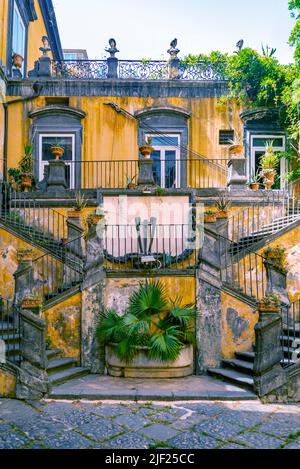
[52,0,296,64]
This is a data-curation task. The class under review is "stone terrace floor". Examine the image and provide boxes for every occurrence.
[1,399,300,449]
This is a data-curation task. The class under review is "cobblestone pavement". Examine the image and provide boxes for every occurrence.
[1,399,300,449]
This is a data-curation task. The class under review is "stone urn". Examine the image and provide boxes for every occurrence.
[20,173,32,192]
[13,53,23,68]
[105,344,193,378]
[229,144,244,158]
[261,169,276,190]
[139,144,154,159]
[50,145,64,160]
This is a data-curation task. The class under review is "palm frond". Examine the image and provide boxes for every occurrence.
[128,280,168,318]
[149,327,182,362]
[96,309,124,345]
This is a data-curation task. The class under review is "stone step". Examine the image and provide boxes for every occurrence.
[49,367,90,386]
[46,349,63,360]
[207,367,254,391]
[235,351,255,362]
[46,357,77,374]
[222,358,254,375]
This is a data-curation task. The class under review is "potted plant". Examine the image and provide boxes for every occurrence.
[68,192,88,218]
[139,137,154,159]
[257,293,281,313]
[228,134,244,158]
[87,207,105,225]
[50,142,64,160]
[8,168,22,191]
[19,144,33,192]
[13,53,23,69]
[97,281,196,378]
[126,174,137,189]
[204,209,217,223]
[215,194,231,218]
[249,171,261,190]
[21,294,43,313]
[259,141,279,190]
[262,245,287,273]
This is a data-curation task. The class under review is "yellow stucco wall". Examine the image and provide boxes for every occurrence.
[7,97,243,183]
[0,226,45,300]
[0,0,8,66]
[221,291,258,358]
[43,292,82,361]
[0,366,16,398]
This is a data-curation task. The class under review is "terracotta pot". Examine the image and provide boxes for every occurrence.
[50,145,64,160]
[127,183,136,190]
[13,53,23,68]
[229,144,244,158]
[21,298,42,312]
[68,209,82,218]
[261,169,276,190]
[139,145,154,159]
[87,214,104,225]
[249,183,260,191]
[20,174,32,192]
[258,302,280,313]
[216,210,228,219]
[204,215,217,223]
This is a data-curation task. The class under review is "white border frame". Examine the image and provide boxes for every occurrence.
[145,133,181,188]
[39,134,75,189]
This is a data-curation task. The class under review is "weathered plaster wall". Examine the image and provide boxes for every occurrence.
[0,0,8,66]
[0,365,16,398]
[43,292,82,361]
[104,276,196,313]
[0,227,44,300]
[27,1,53,73]
[221,291,258,358]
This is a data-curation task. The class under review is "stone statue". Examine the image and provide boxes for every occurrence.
[234,39,244,54]
[167,38,180,59]
[105,38,119,58]
[39,36,51,56]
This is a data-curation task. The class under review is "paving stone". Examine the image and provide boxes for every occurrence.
[283,440,300,449]
[220,442,248,449]
[78,403,128,418]
[220,410,270,429]
[105,432,150,449]
[149,411,177,423]
[48,408,103,427]
[114,413,150,430]
[14,415,70,439]
[234,431,284,449]
[79,418,124,442]
[0,431,31,449]
[0,399,40,424]
[167,432,219,449]
[140,424,179,442]
[184,403,227,417]
[42,431,93,449]
[256,415,300,438]
[0,422,13,433]
[170,413,210,431]
[193,417,243,440]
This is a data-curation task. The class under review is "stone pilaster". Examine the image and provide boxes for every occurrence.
[253,306,287,397]
[81,217,106,373]
[137,159,155,186]
[47,160,67,192]
[196,225,222,373]
[227,158,247,191]
[16,309,50,399]
[107,57,118,79]
[13,250,34,306]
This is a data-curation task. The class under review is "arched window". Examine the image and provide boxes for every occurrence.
[135,107,190,189]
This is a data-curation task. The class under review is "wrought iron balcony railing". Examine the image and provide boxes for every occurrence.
[48,158,228,190]
[51,59,228,81]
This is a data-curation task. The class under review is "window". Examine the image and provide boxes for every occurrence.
[145,134,180,188]
[219,130,234,145]
[63,53,78,60]
[12,3,25,60]
[39,135,75,188]
[250,135,286,189]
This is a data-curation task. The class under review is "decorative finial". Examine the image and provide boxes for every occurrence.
[167,38,180,59]
[39,36,51,56]
[234,39,244,54]
[105,38,119,58]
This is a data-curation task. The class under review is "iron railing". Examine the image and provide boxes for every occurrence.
[30,236,84,302]
[219,234,267,301]
[0,298,20,366]
[52,59,227,81]
[104,223,199,272]
[281,299,300,368]
[1,184,68,254]
[223,186,300,250]
[51,158,229,190]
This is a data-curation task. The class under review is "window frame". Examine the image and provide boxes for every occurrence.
[7,0,29,77]
[145,133,181,188]
[38,133,76,189]
[250,134,287,189]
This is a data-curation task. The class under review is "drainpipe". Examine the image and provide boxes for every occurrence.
[3,82,43,181]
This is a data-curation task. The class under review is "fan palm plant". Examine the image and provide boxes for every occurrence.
[97,281,197,363]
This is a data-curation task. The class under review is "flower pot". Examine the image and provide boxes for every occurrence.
[21,298,42,313]
[139,145,154,159]
[261,169,276,190]
[13,53,23,68]
[257,302,280,313]
[204,215,217,223]
[87,214,104,225]
[249,183,260,191]
[50,145,64,160]
[105,343,193,378]
[127,183,136,190]
[216,210,228,219]
[20,174,32,192]
[229,144,244,158]
[68,209,82,218]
